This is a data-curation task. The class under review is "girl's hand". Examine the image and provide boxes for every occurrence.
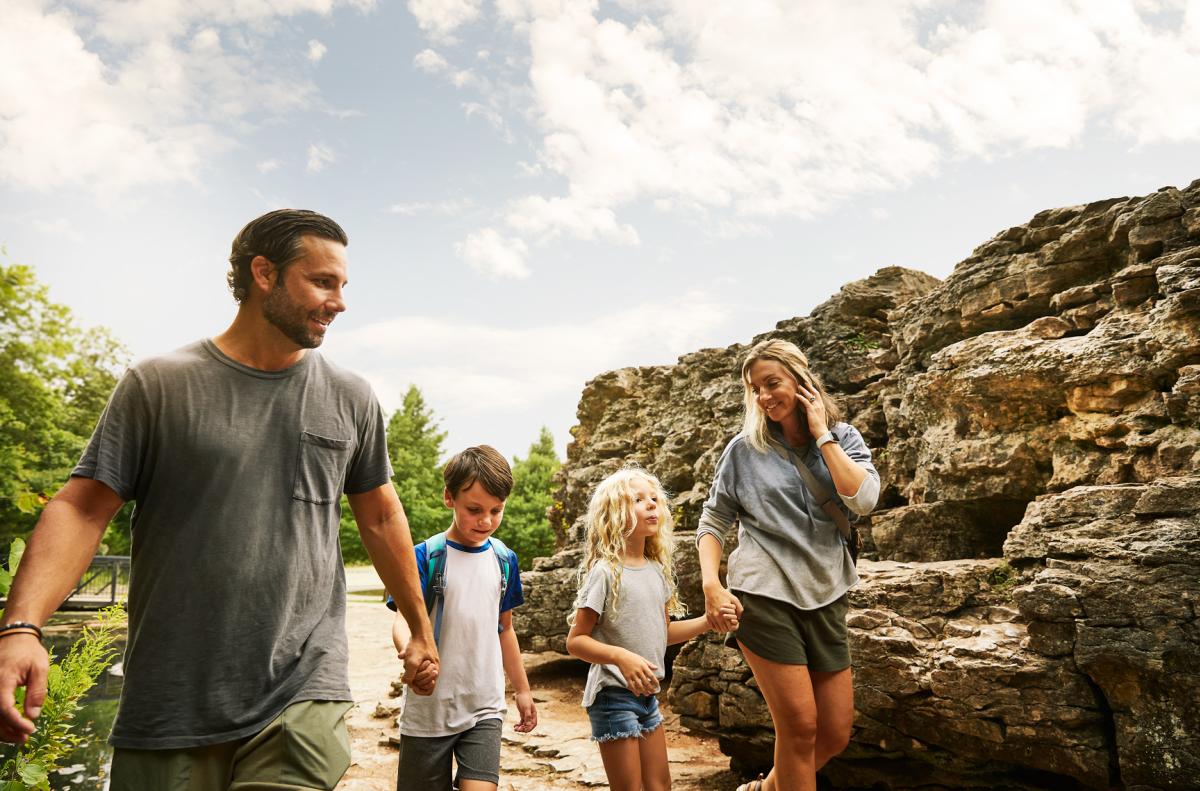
[513,691,538,733]
[714,604,740,633]
[703,582,743,632]
[795,378,829,439]
[616,649,659,696]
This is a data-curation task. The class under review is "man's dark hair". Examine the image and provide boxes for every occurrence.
[443,445,513,500]
[227,209,349,303]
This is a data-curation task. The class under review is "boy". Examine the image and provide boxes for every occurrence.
[388,445,537,790]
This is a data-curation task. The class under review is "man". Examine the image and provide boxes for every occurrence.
[0,210,439,790]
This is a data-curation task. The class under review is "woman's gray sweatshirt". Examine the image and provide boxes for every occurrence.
[696,422,879,610]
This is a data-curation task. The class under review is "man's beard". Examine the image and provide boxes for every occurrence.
[263,280,326,349]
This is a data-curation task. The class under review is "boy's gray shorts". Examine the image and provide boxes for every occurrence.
[396,717,502,789]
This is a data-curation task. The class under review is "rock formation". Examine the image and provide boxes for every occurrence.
[514,181,1200,789]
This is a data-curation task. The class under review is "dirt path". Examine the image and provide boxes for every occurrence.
[336,567,740,790]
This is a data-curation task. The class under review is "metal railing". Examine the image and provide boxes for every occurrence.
[63,555,130,609]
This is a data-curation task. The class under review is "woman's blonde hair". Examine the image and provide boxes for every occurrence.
[740,339,842,453]
[573,467,684,621]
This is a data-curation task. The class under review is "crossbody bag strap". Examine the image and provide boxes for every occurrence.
[769,439,853,541]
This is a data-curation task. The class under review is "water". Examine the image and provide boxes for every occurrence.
[0,625,124,790]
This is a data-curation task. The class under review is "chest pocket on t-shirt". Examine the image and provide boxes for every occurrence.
[293,431,353,504]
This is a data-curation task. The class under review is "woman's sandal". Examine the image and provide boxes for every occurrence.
[735,775,765,791]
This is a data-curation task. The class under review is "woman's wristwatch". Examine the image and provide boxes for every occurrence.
[815,430,839,448]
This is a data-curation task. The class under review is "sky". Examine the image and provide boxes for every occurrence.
[2,0,1200,462]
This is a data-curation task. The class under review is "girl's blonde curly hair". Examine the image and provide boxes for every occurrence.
[572,467,685,623]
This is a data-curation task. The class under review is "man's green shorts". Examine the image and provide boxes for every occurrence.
[730,590,851,671]
[109,700,352,791]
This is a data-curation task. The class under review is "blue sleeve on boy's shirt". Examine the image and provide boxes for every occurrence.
[499,548,524,614]
[385,541,430,611]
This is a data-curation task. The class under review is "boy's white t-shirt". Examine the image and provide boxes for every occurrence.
[401,541,507,737]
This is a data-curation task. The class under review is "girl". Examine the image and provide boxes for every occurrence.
[697,339,880,791]
[566,468,737,791]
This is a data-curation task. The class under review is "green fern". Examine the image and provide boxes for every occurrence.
[0,605,124,790]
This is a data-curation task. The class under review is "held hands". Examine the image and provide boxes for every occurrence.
[0,635,49,746]
[513,690,538,733]
[703,581,743,633]
[616,649,659,696]
[399,635,440,696]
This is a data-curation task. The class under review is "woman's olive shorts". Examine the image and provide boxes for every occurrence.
[729,591,851,671]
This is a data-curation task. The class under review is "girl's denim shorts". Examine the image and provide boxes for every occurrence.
[585,686,663,742]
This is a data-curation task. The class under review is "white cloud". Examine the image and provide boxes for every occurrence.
[257,158,282,173]
[455,228,530,278]
[414,48,450,73]
[324,288,731,418]
[408,0,482,40]
[307,142,336,172]
[506,195,639,244]
[0,0,366,194]
[412,0,1200,275]
[307,39,328,63]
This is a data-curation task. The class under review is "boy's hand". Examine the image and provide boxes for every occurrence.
[616,649,659,697]
[401,636,439,696]
[406,658,438,696]
[513,691,537,733]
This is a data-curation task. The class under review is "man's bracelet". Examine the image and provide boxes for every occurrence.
[0,622,44,641]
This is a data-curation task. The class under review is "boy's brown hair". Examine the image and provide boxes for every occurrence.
[443,445,513,499]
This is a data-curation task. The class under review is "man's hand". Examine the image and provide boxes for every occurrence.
[403,658,438,696]
[513,690,537,733]
[401,634,440,696]
[0,635,49,745]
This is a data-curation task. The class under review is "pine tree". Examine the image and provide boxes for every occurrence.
[340,385,448,562]
[497,427,560,570]
[388,386,449,544]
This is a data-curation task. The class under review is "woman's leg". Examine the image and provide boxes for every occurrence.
[597,737,645,791]
[739,641,819,791]
[811,667,854,769]
[638,725,672,791]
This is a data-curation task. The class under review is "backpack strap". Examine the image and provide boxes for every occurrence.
[767,437,853,541]
[487,535,514,599]
[423,531,449,645]
[486,535,516,633]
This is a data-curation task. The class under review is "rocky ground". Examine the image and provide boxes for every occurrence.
[336,567,741,791]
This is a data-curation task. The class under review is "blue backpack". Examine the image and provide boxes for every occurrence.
[422,531,516,645]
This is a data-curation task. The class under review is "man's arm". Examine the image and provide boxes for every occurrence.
[348,484,439,690]
[0,477,123,744]
[499,610,536,732]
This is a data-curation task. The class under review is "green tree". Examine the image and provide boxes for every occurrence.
[497,427,560,570]
[339,385,447,562]
[0,262,126,548]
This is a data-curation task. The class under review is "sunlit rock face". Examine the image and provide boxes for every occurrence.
[514,180,1200,790]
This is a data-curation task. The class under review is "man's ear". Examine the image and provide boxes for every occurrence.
[249,255,276,294]
[443,487,454,508]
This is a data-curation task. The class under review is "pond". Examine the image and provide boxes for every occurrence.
[0,619,124,790]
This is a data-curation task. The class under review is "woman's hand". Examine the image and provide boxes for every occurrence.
[795,379,829,439]
[615,649,660,696]
[703,581,743,632]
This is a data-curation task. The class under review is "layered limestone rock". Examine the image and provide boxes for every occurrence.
[514,181,1200,790]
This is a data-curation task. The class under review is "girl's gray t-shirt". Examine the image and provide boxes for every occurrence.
[575,561,670,707]
[73,339,393,749]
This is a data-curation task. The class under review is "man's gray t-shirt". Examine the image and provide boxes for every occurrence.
[575,562,669,708]
[73,339,392,749]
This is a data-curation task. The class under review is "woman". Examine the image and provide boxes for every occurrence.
[697,339,879,791]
